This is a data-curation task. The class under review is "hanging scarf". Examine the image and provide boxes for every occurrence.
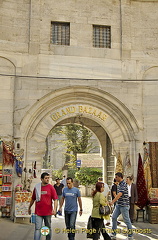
[3,141,14,166]
[0,140,3,164]
[14,150,24,177]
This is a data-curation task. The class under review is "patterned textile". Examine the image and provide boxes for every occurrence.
[14,149,24,177]
[0,140,2,163]
[3,141,14,166]
[136,153,148,209]
[149,142,158,188]
[115,152,123,173]
[124,152,132,176]
[143,147,152,192]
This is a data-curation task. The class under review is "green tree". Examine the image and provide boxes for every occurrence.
[52,124,93,169]
[75,167,102,186]
[52,169,63,180]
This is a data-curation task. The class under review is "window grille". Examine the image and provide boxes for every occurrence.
[51,22,70,45]
[93,25,111,48]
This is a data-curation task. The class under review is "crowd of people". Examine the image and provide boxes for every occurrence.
[28,172,138,240]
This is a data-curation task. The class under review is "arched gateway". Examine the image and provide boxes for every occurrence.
[20,86,140,183]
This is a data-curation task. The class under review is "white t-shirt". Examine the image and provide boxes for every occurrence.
[127,184,131,197]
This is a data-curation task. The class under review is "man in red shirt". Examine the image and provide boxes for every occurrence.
[28,172,58,240]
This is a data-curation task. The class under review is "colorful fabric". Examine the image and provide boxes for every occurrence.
[15,159,23,177]
[143,148,152,192]
[136,153,148,209]
[115,152,123,173]
[0,141,3,163]
[149,142,158,188]
[124,152,132,176]
[3,141,14,166]
[14,150,24,177]
[32,184,58,216]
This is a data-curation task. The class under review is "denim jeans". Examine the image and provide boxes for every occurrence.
[64,211,77,240]
[112,204,133,237]
[34,215,52,240]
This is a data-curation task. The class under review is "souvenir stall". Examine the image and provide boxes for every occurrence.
[14,189,32,222]
[147,188,158,223]
[0,141,14,217]
[146,143,158,223]
[13,160,37,222]
[0,140,2,195]
[0,140,36,222]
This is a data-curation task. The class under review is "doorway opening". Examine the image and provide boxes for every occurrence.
[43,117,114,189]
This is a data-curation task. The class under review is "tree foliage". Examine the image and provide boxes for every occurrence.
[51,124,93,169]
[75,167,102,186]
[60,124,93,154]
[52,169,63,180]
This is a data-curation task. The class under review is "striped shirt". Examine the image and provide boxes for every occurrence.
[117,180,129,206]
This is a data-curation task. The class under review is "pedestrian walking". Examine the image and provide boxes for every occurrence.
[126,176,138,223]
[54,178,64,216]
[91,182,111,240]
[111,178,120,225]
[111,179,118,206]
[98,177,110,226]
[109,172,133,240]
[61,175,67,187]
[58,177,82,240]
[28,172,58,240]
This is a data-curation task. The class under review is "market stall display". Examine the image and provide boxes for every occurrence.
[14,191,32,222]
[0,169,12,217]
[147,188,158,223]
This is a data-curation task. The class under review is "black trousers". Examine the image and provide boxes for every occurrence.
[129,197,135,222]
[91,217,111,240]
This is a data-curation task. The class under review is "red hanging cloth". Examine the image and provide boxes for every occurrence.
[136,153,149,209]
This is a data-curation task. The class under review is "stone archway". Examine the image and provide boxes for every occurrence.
[53,116,110,183]
[20,86,140,181]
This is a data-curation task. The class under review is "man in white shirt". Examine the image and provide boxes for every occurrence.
[126,176,138,223]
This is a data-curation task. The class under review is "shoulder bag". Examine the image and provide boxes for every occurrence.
[99,205,111,216]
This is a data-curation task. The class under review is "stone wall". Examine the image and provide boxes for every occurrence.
[0,0,158,174]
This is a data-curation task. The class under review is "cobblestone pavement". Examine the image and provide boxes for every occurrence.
[0,197,158,240]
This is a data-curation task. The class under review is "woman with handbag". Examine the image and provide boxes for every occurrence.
[91,182,111,240]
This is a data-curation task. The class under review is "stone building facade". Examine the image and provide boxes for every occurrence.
[0,0,158,185]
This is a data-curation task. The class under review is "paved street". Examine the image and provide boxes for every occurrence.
[0,197,158,240]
